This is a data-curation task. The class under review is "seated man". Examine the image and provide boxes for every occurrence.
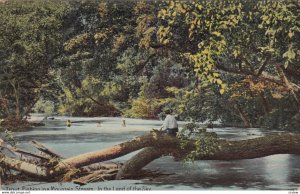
[161,109,178,136]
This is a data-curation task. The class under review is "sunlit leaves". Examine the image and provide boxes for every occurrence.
[283,46,296,68]
[158,26,170,45]
[112,34,126,53]
[125,97,171,118]
[94,31,109,45]
[157,0,245,95]
[136,14,156,49]
[187,42,226,94]
[257,1,299,68]
[158,0,299,96]
[98,1,108,17]
[64,33,90,51]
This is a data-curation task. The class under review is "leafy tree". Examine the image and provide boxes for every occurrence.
[1,0,298,130]
[0,0,70,122]
[156,0,300,128]
[58,0,164,116]
[125,57,190,118]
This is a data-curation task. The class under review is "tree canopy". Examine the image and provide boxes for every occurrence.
[0,0,299,130]
[0,0,70,121]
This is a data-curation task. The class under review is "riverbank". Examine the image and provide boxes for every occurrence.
[1,114,298,133]
[0,118,45,132]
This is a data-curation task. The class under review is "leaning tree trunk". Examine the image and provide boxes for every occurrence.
[115,147,167,180]
[233,103,251,128]
[1,131,300,184]
[259,92,272,114]
[276,65,300,112]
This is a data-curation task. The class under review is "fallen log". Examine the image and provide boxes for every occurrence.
[194,133,300,160]
[55,134,158,170]
[53,132,300,179]
[84,163,120,172]
[14,148,50,161]
[115,147,167,180]
[73,169,118,185]
[1,131,300,184]
[0,139,48,162]
[0,155,48,178]
[30,140,63,159]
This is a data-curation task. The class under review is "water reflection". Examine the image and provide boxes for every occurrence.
[288,155,300,189]
[145,157,270,189]
[263,155,289,187]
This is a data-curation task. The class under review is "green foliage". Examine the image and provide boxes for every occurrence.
[156,0,300,128]
[157,0,299,94]
[58,85,118,117]
[178,123,220,162]
[124,58,190,118]
[0,0,299,131]
[257,1,300,68]
[56,1,161,117]
[124,97,168,119]
[0,0,70,120]
[3,130,17,147]
[158,0,242,94]
[33,98,55,114]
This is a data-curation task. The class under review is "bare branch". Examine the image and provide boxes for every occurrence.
[30,140,63,159]
[256,54,272,76]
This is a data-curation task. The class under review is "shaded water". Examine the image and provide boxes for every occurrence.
[2,117,300,190]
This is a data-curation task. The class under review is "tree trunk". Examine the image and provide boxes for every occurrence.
[276,65,300,112]
[54,136,152,171]
[30,140,63,159]
[73,169,118,185]
[10,81,21,120]
[233,103,251,128]
[115,147,166,179]
[23,97,40,119]
[0,96,10,116]
[1,132,300,183]
[0,155,48,178]
[259,92,271,114]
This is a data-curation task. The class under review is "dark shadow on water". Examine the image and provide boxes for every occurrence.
[288,155,300,186]
[122,123,162,127]
[139,155,299,190]
[32,127,67,131]
[14,131,145,143]
[141,172,268,190]
[70,119,114,124]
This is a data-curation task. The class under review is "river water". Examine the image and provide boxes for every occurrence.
[2,117,300,190]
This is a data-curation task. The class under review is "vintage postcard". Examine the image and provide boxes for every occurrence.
[0,0,299,192]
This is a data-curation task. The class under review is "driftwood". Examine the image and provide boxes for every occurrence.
[14,148,50,161]
[1,131,300,184]
[30,140,63,159]
[73,169,118,185]
[0,142,48,161]
[0,155,48,178]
